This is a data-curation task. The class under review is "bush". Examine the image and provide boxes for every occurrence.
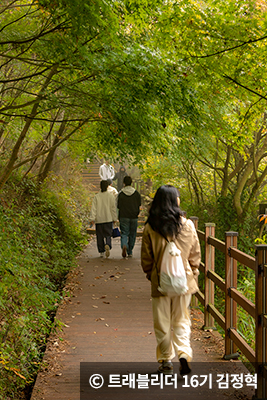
[0,178,88,399]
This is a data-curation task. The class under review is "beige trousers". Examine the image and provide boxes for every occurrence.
[152,294,192,362]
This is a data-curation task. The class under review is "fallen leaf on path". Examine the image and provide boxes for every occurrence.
[103,301,110,304]
[100,295,107,298]
[105,324,109,327]
[92,305,98,308]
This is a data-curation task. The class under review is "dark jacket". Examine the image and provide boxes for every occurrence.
[117,186,141,219]
[114,167,128,192]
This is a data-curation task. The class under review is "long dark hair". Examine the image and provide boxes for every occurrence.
[146,185,183,239]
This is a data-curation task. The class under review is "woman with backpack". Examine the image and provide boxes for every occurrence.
[141,185,201,376]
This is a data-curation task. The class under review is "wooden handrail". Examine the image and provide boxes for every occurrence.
[207,270,225,292]
[197,230,205,242]
[195,291,204,306]
[228,328,255,364]
[228,247,255,271]
[199,261,205,274]
[190,217,267,399]
[207,303,225,330]
[208,236,225,253]
[229,288,256,319]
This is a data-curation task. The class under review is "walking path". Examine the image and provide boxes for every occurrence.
[31,238,255,400]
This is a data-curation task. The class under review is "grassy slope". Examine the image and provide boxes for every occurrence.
[0,179,90,399]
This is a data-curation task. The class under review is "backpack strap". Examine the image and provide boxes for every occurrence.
[155,235,170,289]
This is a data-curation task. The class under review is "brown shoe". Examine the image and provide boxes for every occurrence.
[122,245,127,258]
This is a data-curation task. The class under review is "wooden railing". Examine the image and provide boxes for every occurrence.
[190,217,267,400]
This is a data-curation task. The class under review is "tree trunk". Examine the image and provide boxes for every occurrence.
[0,64,58,191]
[38,120,67,183]
[221,146,231,197]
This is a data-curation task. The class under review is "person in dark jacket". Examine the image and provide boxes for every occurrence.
[117,176,141,258]
[114,166,128,192]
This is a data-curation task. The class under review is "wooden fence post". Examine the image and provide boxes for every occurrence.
[190,217,199,308]
[190,216,199,230]
[203,223,215,329]
[224,231,239,359]
[254,245,267,400]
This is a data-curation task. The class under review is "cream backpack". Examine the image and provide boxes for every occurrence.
[157,239,188,296]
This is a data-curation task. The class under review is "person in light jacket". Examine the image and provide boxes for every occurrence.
[90,180,117,258]
[141,185,201,376]
[107,178,118,199]
[99,160,115,181]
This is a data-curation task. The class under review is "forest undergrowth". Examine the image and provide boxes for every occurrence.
[0,176,93,400]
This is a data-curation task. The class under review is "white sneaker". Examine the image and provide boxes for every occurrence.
[105,244,110,258]
[100,252,104,258]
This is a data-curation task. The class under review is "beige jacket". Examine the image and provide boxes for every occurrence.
[141,217,201,297]
[90,191,117,224]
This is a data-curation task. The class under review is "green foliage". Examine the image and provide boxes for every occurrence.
[255,234,267,245]
[0,178,87,399]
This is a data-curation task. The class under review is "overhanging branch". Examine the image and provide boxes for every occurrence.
[223,75,267,100]
[193,34,267,58]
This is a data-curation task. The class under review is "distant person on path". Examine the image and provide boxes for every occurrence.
[117,176,141,258]
[107,178,118,199]
[113,166,128,192]
[141,185,201,376]
[99,160,115,181]
[90,180,117,258]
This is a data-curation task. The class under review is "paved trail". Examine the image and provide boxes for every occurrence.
[31,238,254,400]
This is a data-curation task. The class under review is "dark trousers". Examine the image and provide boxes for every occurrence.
[96,222,112,253]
